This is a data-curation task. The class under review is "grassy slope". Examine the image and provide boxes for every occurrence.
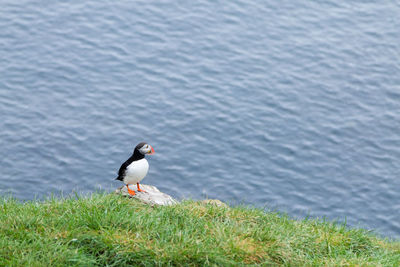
[0,194,399,266]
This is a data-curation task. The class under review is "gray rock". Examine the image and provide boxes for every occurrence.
[115,184,178,206]
[201,199,228,207]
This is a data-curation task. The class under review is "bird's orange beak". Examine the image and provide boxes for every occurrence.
[148,146,155,155]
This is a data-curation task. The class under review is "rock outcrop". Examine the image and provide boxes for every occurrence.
[115,184,178,206]
[201,199,228,207]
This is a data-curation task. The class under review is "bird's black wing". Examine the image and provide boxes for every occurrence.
[115,161,128,181]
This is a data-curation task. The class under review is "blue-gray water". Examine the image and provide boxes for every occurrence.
[1,1,399,238]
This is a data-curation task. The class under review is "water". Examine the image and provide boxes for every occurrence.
[1,1,399,238]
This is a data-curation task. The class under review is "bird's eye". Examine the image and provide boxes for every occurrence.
[146,145,149,148]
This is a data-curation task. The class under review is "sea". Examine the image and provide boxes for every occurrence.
[1,0,399,238]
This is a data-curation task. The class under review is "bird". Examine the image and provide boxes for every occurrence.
[115,142,155,196]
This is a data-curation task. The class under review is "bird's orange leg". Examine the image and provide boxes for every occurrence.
[126,185,136,196]
[137,183,146,193]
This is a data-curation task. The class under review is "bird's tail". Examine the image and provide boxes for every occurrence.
[115,176,123,181]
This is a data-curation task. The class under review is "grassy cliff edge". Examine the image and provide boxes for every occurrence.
[1,193,399,266]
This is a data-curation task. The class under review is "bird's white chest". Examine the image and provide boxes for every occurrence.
[124,158,149,184]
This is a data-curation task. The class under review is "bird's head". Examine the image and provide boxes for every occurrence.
[135,142,155,155]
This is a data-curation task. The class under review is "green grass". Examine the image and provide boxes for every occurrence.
[0,194,399,266]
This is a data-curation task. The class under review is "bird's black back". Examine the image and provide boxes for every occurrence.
[115,149,145,181]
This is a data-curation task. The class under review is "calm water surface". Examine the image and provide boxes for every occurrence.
[1,1,400,238]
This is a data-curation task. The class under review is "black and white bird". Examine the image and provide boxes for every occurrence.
[115,142,155,196]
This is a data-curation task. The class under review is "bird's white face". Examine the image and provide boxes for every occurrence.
[139,143,155,155]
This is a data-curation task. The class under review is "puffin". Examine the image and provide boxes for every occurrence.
[115,142,155,196]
